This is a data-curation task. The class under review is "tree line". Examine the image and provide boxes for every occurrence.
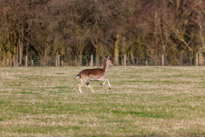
[0,0,205,66]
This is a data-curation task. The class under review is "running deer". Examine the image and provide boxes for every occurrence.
[75,56,113,93]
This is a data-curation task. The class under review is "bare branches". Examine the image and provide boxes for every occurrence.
[0,0,205,66]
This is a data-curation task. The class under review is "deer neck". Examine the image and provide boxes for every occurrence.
[103,62,109,74]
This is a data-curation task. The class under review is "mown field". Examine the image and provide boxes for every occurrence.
[0,66,205,137]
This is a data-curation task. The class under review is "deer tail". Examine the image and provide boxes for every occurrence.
[75,74,81,79]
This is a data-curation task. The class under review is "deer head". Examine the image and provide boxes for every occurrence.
[105,56,113,66]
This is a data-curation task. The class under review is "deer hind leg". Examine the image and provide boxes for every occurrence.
[86,82,95,93]
[78,79,87,93]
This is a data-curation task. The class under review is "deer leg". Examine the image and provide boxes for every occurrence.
[78,80,86,93]
[87,85,95,93]
[100,81,107,85]
[86,82,95,93]
[102,81,107,85]
[106,79,111,89]
[100,78,111,89]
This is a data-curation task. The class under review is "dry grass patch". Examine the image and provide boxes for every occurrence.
[0,66,205,136]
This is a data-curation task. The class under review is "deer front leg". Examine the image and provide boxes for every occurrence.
[100,81,107,85]
[107,79,111,90]
[102,81,107,85]
[100,78,111,89]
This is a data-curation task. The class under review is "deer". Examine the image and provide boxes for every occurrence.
[75,56,113,93]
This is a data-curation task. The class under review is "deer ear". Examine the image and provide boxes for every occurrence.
[107,56,110,59]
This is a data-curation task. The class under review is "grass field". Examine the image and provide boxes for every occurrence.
[0,66,205,137]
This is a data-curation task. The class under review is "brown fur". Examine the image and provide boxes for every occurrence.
[80,68,105,80]
[76,56,113,93]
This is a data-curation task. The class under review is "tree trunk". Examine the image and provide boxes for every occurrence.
[79,50,83,66]
[44,47,48,66]
[18,28,24,66]
[18,41,23,66]
[114,34,120,66]
[96,54,99,66]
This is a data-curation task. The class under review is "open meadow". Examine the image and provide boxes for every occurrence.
[0,66,205,137]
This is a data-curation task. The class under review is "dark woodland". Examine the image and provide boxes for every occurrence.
[0,0,205,66]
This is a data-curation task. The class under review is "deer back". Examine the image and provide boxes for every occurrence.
[80,68,105,80]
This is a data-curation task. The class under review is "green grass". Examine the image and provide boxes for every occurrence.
[0,66,205,136]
